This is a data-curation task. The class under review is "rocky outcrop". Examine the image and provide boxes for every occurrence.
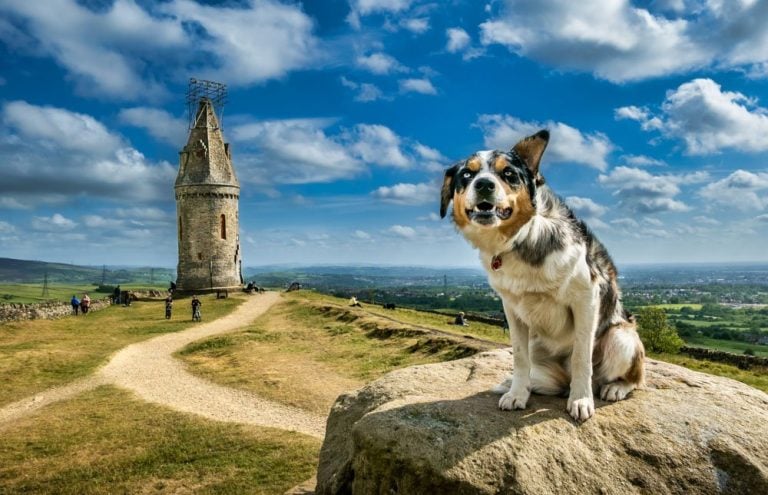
[316,350,768,494]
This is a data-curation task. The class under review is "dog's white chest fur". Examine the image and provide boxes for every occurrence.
[483,243,590,346]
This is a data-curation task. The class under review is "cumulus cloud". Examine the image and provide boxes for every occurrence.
[446,27,471,52]
[346,124,411,167]
[399,78,437,95]
[0,0,319,100]
[0,101,176,206]
[566,196,607,218]
[478,0,768,82]
[353,229,372,240]
[621,154,666,167]
[476,115,613,171]
[229,118,440,184]
[372,182,435,205]
[118,107,186,146]
[617,78,768,154]
[699,170,768,211]
[340,77,387,102]
[347,0,414,28]
[598,166,709,214]
[0,220,16,234]
[401,17,429,34]
[356,52,406,75]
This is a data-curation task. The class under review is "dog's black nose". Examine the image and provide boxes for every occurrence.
[474,178,495,194]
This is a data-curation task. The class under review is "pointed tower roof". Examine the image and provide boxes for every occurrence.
[175,98,239,188]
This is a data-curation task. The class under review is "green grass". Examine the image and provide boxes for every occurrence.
[177,291,484,416]
[0,294,243,406]
[0,385,320,494]
[642,303,703,311]
[0,282,171,304]
[297,290,509,345]
[683,335,768,357]
[651,352,768,393]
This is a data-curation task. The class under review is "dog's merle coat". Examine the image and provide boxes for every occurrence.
[441,130,645,421]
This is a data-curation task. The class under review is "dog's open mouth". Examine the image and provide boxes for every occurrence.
[466,201,512,224]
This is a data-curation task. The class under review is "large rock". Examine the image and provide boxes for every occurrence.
[316,350,768,494]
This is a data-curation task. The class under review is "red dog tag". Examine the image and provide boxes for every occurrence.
[491,255,502,270]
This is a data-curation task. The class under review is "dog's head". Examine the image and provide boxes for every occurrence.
[440,130,549,236]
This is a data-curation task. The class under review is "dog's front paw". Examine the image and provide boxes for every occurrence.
[499,389,529,411]
[599,381,635,402]
[567,395,594,422]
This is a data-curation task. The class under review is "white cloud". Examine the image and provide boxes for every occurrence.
[599,166,709,214]
[81,215,126,229]
[699,170,768,211]
[565,196,607,218]
[446,28,471,52]
[478,0,768,82]
[401,17,429,34]
[755,214,768,223]
[387,224,417,238]
[399,78,437,95]
[340,77,387,102]
[353,230,372,240]
[356,52,406,75]
[476,114,613,171]
[347,124,411,167]
[347,0,414,28]
[621,154,666,167]
[31,213,77,232]
[0,0,319,100]
[3,100,123,154]
[231,118,365,184]
[619,78,768,155]
[0,101,176,205]
[373,182,435,205]
[118,107,186,146]
[229,119,437,183]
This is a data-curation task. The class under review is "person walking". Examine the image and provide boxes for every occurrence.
[165,295,173,319]
[81,293,91,315]
[70,295,80,316]
[191,296,202,321]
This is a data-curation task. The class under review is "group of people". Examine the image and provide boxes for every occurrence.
[70,294,91,316]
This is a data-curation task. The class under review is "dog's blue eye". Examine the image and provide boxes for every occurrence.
[504,169,513,176]
[463,171,472,179]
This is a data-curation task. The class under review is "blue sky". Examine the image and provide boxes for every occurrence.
[1,0,768,268]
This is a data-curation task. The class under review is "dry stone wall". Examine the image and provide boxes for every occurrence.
[0,298,112,322]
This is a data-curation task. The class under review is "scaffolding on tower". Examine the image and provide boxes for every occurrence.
[186,78,228,130]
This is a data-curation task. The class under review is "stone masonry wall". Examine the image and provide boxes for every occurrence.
[0,298,112,322]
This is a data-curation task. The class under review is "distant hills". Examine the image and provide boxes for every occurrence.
[0,257,486,289]
[0,258,175,285]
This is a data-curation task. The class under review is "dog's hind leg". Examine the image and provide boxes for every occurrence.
[593,323,645,402]
[530,361,569,396]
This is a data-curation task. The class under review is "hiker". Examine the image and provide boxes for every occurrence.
[165,295,173,319]
[454,311,469,326]
[70,295,80,316]
[191,296,202,321]
[113,285,121,304]
[349,296,362,307]
[81,293,91,315]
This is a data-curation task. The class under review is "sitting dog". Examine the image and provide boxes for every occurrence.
[440,130,644,421]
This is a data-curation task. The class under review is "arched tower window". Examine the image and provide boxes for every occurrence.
[220,214,227,240]
[178,217,182,239]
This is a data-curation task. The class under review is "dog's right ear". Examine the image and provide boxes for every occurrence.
[440,163,460,218]
[512,129,549,184]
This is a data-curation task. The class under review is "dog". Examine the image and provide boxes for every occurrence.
[440,130,644,421]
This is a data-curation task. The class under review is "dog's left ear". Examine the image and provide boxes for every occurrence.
[440,163,460,218]
[513,129,549,184]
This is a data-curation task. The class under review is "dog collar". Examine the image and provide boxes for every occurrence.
[491,254,502,270]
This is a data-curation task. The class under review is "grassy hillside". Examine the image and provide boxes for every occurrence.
[0,257,174,286]
[0,294,242,406]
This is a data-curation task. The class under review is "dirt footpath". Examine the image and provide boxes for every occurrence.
[0,292,326,438]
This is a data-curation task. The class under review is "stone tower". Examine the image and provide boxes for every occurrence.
[175,84,242,293]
